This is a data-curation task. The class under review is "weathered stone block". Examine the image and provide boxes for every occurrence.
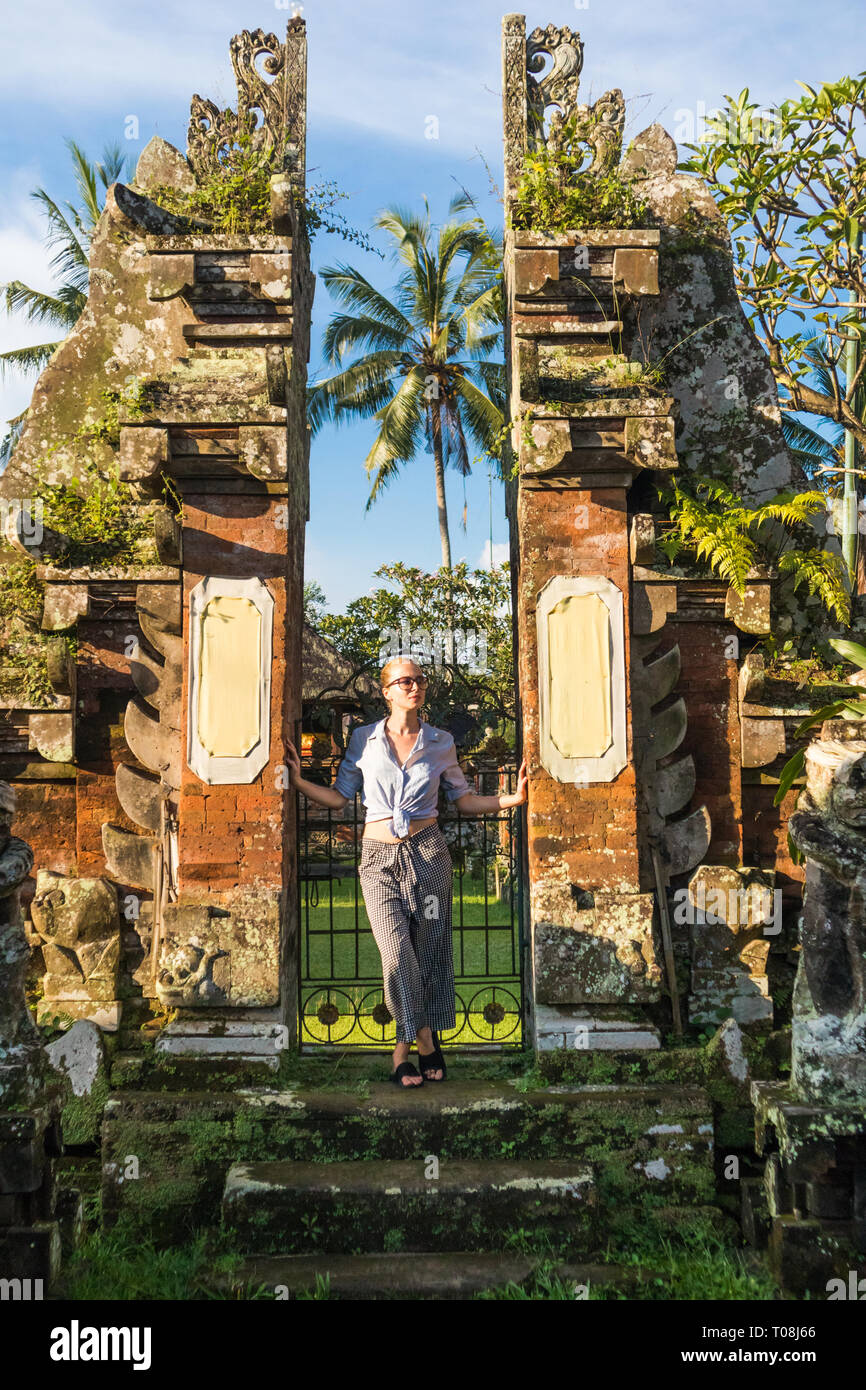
[741,716,786,768]
[118,426,169,481]
[238,425,288,480]
[612,247,659,296]
[534,893,662,1005]
[155,893,282,1008]
[513,248,560,296]
[632,582,677,635]
[41,584,89,631]
[725,581,771,635]
[250,252,292,304]
[28,713,74,763]
[147,254,195,301]
[29,871,121,1022]
[623,415,677,471]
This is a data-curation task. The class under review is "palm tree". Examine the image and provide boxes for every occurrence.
[307,194,504,568]
[781,339,865,484]
[1,140,129,464]
[782,338,866,593]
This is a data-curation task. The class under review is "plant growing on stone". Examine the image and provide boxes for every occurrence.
[150,133,376,250]
[0,557,70,705]
[35,456,155,569]
[774,638,866,808]
[656,474,851,624]
[511,112,647,233]
[149,133,272,236]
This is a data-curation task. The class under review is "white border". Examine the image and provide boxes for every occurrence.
[536,575,627,783]
[187,575,274,785]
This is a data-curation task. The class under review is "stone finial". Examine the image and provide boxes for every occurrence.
[133,137,196,195]
[621,124,678,182]
[526,23,585,139]
[187,20,307,187]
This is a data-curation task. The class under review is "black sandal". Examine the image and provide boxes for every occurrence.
[390,1061,423,1088]
[418,1031,447,1082]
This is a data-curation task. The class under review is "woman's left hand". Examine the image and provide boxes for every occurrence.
[503,759,528,807]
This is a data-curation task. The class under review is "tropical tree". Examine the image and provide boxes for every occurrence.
[1,140,129,463]
[682,79,866,452]
[781,339,865,484]
[307,194,505,568]
[314,560,516,748]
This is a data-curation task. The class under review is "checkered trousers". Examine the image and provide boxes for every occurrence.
[358,822,456,1044]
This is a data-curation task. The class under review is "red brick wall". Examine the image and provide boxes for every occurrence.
[178,494,294,900]
[518,485,640,896]
[673,619,743,867]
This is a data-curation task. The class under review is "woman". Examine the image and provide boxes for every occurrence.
[286,657,527,1087]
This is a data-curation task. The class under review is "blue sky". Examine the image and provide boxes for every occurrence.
[0,0,859,610]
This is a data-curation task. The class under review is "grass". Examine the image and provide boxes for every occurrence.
[480,1218,781,1301]
[55,1221,780,1302]
[53,1229,269,1301]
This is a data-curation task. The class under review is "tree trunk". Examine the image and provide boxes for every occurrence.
[431,402,452,569]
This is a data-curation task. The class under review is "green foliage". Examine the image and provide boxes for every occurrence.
[149,134,271,235]
[313,559,515,747]
[24,379,161,571]
[36,457,154,569]
[150,133,375,249]
[0,559,64,704]
[56,1228,268,1301]
[680,76,866,455]
[656,474,851,623]
[0,381,162,703]
[775,638,866,844]
[511,113,648,232]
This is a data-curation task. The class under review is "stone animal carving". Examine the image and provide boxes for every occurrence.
[29,870,121,1003]
[156,938,229,1006]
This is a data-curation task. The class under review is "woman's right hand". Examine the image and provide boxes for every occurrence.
[285,738,303,788]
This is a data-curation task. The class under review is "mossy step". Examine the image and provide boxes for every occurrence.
[222,1159,596,1255]
[220,1251,635,1299]
[102,1081,715,1241]
[109,1049,527,1090]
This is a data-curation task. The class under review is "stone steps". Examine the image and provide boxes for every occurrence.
[102,1080,715,1241]
[220,1251,635,1300]
[222,1158,596,1255]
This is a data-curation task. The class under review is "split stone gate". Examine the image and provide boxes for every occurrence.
[0,15,842,1066]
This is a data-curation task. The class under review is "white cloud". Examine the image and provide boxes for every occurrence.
[477,540,510,569]
[0,201,59,429]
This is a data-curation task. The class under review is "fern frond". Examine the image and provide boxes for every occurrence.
[777,547,851,625]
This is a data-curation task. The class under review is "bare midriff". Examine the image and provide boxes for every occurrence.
[363,815,438,843]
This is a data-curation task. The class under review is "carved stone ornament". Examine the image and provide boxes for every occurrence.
[187,22,306,181]
[526,24,585,139]
[524,25,624,174]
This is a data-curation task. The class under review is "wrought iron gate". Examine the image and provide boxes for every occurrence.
[297,755,524,1049]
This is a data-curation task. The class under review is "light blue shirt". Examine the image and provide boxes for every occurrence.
[333,718,471,838]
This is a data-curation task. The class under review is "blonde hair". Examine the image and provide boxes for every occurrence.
[380,656,425,701]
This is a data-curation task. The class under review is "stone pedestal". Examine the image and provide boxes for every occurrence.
[0,783,63,1285]
[749,736,866,1292]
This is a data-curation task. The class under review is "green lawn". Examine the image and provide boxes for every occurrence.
[300,872,523,1048]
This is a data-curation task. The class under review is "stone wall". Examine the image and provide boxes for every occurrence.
[0,22,313,1058]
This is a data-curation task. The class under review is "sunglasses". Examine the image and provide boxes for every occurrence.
[385,676,428,691]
